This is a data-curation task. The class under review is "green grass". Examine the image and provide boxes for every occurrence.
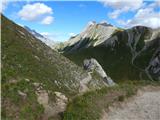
[63,80,160,120]
[1,79,44,120]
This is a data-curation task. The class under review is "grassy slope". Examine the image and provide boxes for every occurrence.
[1,14,88,119]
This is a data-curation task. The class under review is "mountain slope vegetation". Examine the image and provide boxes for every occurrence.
[1,14,105,120]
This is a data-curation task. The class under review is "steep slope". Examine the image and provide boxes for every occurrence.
[1,15,105,120]
[61,24,160,81]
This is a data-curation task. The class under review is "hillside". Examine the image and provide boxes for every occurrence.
[1,14,105,120]
[60,23,160,81]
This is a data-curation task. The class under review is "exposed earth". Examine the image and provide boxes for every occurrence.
[101,86,160,120]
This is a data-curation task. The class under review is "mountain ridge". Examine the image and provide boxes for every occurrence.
[59,22,160,81]
[56,21,120,51]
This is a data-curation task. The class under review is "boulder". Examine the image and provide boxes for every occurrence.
[83,58,115,86]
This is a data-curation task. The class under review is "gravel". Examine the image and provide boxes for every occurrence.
[101,86,160,120]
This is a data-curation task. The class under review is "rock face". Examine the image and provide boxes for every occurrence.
[57,21,117,52]
[83,58,115,86]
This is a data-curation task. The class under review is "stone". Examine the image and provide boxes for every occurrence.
[18,90,27,98]
[25,78,30,82]
[83,58,116,86]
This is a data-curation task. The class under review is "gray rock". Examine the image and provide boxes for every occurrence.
[83,58,116,86]
[147,50,160,79]
[18,90,27,98]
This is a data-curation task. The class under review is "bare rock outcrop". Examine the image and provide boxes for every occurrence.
[83,58,116,86]
[33,83,68,119]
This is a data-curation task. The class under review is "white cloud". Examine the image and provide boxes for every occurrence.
[41,16,54,25]
[41,32,54,39]
[148,0,160,8]
[18,3,53,21]
[69,32,76,37]
[18,2,53,24]
[41,32,50,36]
[1,0,8,12]
[126,8,160,28]
[108,9,123,19]
[117,19,126,26]
[101,0,160,28]
[99,0,143,19]
[100,0,143,10]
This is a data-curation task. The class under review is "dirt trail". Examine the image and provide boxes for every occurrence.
[101,86,160,120]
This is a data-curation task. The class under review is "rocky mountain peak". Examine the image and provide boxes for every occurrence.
[87,20,113,27]
[88,21,96,26]
[99,21,113,27]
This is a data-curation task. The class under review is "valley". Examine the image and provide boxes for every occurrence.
[1,9,160,120]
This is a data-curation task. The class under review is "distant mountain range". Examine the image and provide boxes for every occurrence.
[24,26,55,48]
[58,21,160,81]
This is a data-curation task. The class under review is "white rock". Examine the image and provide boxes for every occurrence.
[54,91,68,102]
[83,58,116,86]
[33,82,40,87]
[25,78,30,82]
[18,90,27,97]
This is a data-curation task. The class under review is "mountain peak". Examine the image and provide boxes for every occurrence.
[59,20,117,52]
[88,21,96,26]
[99,21,113,27]
[87,20,113,27]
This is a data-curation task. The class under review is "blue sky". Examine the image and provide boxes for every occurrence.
[2,0,160,42]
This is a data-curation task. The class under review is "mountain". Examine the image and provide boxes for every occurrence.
[24,26,55,48]
[57,21,119,52]
[59,22,160,81]
[1,14,106,120]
